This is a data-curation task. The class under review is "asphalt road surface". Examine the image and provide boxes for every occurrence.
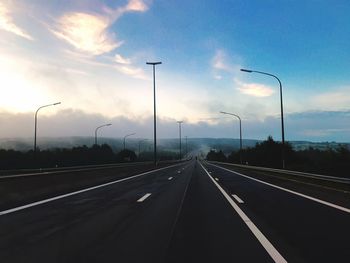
[1,160,349,262]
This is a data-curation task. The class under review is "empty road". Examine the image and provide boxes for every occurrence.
[1,160,349,262]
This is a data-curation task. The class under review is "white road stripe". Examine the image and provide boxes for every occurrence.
[200,162,287,263]
[137,193,152,202]
[208,162,350,214]
[215,177,219,181]
[168,177,173,180]
[0,162,185,216]
[232,194,244,204]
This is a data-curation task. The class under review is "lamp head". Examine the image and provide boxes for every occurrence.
[146,62,162,65]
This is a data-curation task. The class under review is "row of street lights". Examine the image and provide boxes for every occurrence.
[34,61,162,166]
[32,63,284,168]
[79,65,284,167]
[94,125,137,151]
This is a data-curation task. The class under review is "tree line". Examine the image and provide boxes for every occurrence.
[0,144,178,170]
[206,136,350,178]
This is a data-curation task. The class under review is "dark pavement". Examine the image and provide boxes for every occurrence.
[1,160,349,262]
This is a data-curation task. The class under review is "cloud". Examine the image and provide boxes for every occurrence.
[286,110,350,141]
[212,49,233,72]
[114,54,131,64]
[125,0,149,12]
[1,109,350,143]
[52,12,121,55]
[51,0,149,56]
[114,64,148,80]
[235,79,275,97]
[0,2,33,40]
[312,86,350,110]
[113,53,147,79]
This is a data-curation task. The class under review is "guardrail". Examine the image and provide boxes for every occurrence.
[209,161,350,185]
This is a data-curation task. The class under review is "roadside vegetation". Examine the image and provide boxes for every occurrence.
[206,136,350,178]
[0,144,178,170]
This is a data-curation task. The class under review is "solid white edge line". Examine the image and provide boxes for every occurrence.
[232,194,244,204]
[208,162,350,214]
[199,162,287,263]
[0,162,186,216]
[137,193,152,202]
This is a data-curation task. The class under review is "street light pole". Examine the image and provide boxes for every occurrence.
[185,136,188,158]
[146,61,162,166]
[94,123,112,145]
[123,133,136,150]
[241,68,285,168]
[220,111,243,164]
[177,121,183,160]
[34,102,61,153]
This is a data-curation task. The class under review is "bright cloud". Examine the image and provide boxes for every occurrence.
[0,2,33,40]
[51,0,149,56]
[115,65,147,80]
[235,79,275,97]
[52,12,121,55]
[113,53,147,79]
[125,0,149,12]
[115,54,132,64]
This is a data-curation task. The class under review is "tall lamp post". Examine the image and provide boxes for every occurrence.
[240,68,285,168]
[220,111,243,164]
[94,123,112,145]
[185,136,188,158]
[177,121,183,160]
[146,61,162,166]
[123,133,136,150]
[34,102,61,153]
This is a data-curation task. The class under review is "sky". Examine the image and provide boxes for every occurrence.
[0,0,350,142]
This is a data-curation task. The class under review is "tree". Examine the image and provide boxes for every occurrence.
[206,150,227,162]
[116,149,137,162]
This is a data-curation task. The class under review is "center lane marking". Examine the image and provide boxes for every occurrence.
[137,193,152,202]
[199,162,287,263]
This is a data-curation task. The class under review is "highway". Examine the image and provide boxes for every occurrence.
[1,160,349,262]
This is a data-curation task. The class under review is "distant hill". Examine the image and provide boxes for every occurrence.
[0,137,348,153]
